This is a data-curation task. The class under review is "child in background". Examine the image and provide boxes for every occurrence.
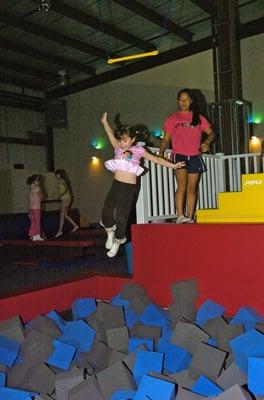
[54,169,79,238]
[100,112,185,258]
[26,174,44,241]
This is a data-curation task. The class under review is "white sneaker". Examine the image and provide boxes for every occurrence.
[176,215,192,224]
[187,219,196,224]
[107,237,126,258]
[32,235,44,241]
[105,231,115,250]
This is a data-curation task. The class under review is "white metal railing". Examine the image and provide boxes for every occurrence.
[136,149,263,223]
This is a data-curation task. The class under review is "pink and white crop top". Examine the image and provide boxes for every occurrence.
[104,144,145,176]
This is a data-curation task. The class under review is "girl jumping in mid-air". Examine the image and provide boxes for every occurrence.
[26,174,44,241]
[100,112,185,258]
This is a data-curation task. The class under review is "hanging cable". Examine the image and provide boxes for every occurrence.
[106,0,173,64]
[98,0,110,60]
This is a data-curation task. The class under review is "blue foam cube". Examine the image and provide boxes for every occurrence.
[0,387,34,399]
[71,297,97,320]
[111,294,130,308]
[46,310,66,332]
[248,356,264,395]
[134,374,175,400]
[196,299,225,327]
[59,320,96,355]
[192,375,223,397]
[157,337,191,374]
[133,350,164,378]
[0,335,20,367]
[230,329,264,374]
[129,337,154,352]
[111,295,139,328]
[111,390,136,399]
[0,372,6,387]
[47,338,76,370]
[140,304,168,326]
[231,307,264,331]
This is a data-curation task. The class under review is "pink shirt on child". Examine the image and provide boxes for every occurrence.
[105,145,146,176]
[164,111,210,156]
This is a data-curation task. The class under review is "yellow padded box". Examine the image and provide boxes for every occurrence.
[196,173,264,223]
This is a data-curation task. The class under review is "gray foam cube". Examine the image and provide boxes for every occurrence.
[87,319,107,344]
[7,363,55,394]
[209,384,253,399]
[96,361,136,400]
[169,303,197,326]
[55,369,85,400]
[20,328,54,365]
[189,342,226,380]
[68,376,104,400]
[216,362,247,390]
[109,350,127,365]
[106,326,129,352]
[35,395,55,400]
[129,323,161,350]
[94,302,125,329]
[120,283,148,300]
[217,323,244,353]
[171,321,209,355]
[171,279,199,303]
[169,369,195,390]
[29,314,62,338]
[129,294,152,314]
[78,340,112,371]
[176,387,206,399]
[202,317,228,340]
[148,371,176,383]
[0,315,25,343]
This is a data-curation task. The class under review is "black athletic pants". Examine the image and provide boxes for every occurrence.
[101,179,137,239]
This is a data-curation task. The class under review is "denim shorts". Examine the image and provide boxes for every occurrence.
[171,153,207,174]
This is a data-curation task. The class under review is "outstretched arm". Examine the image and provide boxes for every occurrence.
[158,131,171,157]
[200,125,215,153]
[101,112,119,148]
[143,151,185,170]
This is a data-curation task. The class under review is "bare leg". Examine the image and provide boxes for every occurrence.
[55,206,66,237]
[65,208,79,230]
[175,169,188,217]
[186,173,201,219]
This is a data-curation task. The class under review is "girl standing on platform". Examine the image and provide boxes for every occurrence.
[26,174,44,241]
[100,112,185,258]
[159,88,215,224]
[54,169,79,238]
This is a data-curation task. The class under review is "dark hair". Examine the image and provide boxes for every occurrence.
[55,169,67,180]
[26,174,41,185]
[113,113,150,143]
[177,88,201,127]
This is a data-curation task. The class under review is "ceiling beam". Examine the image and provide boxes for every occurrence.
[112,0,193,42]
[0,90,46,111]
[49,0,155,52]
[0,59,58,81]
[48,36,212,97]
[47,14,264,99]
[0,37,95,75]
[0,10,113,60]
[0,72,46,91]
[0,136,47,146]
[189,0,217,17]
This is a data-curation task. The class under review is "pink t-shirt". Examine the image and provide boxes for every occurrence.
[164,111,210,156]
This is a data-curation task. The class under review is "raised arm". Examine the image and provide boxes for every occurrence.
[143,150,185,170]
[200,125,215,153]
[158,131,171,157]
[101,112,119,148]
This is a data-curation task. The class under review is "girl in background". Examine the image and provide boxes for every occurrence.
[26,174,44,241]
[159,88,214,223]
[54,169,79,238]
[101,112,185,258]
